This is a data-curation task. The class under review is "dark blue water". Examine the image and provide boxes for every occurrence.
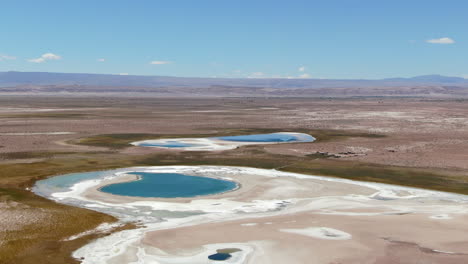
[216,133,313,143]
[139,141,200,148]
[208,253,232,261]
[100,172,237,198]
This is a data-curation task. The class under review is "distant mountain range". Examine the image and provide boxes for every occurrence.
[1,71,468,97]
[383,75,468,83]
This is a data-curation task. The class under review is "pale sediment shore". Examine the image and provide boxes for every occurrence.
[34,166,468,263]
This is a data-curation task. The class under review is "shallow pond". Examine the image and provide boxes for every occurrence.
[100,172,237,198]
[207,252,232,261]
[214,132,313,142]
[131,132,315,151]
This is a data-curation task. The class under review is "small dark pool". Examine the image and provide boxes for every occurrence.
[208,253,232,261]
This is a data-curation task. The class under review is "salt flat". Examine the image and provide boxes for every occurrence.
[35,166,468,263]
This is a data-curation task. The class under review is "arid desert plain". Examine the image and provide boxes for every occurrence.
[1,96,468,264]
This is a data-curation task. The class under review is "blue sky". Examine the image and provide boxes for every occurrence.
[0,0,466,79]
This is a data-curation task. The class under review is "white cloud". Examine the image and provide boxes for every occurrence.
[28,53,62,63]
[150,60,171,65]
[248,72,266,78]
[298,66,306,72]
[118,73,129,75]
[42,53,61,60]
[426,37,455,44]
[29,58,45,63]
[247,72,315,79]
[97,58,105,62]
[245,71,314,79]
[0,54,16,61]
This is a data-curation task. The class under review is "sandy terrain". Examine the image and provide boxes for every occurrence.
[145,213,468,264]
[1,97,467,171]
[1,96,468,263]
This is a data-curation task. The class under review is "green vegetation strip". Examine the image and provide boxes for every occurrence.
[0,187,116,264]
[73,128,385,149]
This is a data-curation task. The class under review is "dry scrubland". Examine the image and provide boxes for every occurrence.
[0,96,467,263]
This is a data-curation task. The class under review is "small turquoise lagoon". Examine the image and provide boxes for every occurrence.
[132,132,315,149]
[214,132,314,143]
[100,172,237,198]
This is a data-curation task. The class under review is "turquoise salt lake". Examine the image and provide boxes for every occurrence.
[99,172,237,198]
[33,170,237,199]
[33,133,313,199]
